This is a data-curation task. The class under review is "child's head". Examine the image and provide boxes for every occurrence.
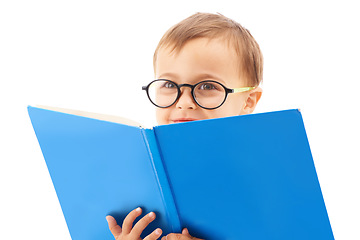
[144,12,263,125]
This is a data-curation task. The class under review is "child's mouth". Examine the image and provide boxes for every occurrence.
[171,118,198,123]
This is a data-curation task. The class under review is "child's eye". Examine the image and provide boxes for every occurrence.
[163,81,177,88]
[198,82,217,90]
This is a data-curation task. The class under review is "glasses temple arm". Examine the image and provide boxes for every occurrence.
[231,87,256,93]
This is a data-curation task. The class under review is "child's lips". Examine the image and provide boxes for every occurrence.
[171,118,198,123]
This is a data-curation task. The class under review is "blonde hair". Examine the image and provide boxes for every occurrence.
[153,12,263,86]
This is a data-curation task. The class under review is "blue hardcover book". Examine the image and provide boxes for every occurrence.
[28,106,334,240]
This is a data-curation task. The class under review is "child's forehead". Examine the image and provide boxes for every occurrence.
[155,38,244,79]
[159,37,235,56]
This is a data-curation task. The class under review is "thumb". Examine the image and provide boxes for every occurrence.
[106,215,122,237]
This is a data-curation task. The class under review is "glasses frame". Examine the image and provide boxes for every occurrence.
[142,79,255,110]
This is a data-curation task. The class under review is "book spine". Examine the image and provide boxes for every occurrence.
[141,128,181,233]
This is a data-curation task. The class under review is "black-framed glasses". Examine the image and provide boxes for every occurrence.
[142,79,255,110]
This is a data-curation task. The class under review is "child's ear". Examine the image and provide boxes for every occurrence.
[243,87,262,114]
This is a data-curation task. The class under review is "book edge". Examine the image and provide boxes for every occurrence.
[29,105,143,128]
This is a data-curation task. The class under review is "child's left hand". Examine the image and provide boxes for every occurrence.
[161,228,204,240]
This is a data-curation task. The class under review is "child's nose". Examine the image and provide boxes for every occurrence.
[175,88,197,109]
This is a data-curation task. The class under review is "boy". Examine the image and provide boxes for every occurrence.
[106,12,263,240]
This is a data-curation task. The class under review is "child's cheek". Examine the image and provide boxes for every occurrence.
[156,108,170,125]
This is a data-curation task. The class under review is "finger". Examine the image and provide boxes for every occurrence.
[122,207,142,234]
[143,228,162,240]
[131,211,156,236]
[106,215,122,237]
[164,233,184,240]
[182,228,191,237]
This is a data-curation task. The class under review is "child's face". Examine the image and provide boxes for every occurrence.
[154,37,262,125]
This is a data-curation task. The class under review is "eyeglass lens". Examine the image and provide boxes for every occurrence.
[147,80,227,109]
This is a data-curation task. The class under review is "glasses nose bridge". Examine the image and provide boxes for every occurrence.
[178,83,194,91]
[177,83,195,97]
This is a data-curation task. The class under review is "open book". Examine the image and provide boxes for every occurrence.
[28,106,334,240]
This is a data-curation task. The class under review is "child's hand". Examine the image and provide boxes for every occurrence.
[161,228,204,240]
[106,207,162,240]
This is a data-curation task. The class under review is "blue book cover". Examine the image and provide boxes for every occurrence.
[28,106,334,240]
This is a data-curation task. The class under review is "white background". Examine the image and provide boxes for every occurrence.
[1,0,359,239]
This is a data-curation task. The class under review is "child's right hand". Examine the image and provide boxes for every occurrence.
[106,207,163,240]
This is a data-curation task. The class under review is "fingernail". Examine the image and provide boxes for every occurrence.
[155,228,161,235]
[136,207,141,212]
[149,212,155,218]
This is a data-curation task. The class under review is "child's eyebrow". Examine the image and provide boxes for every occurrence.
[157,72,179,80]
[194,73,224,82]
[157,73,225,83]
